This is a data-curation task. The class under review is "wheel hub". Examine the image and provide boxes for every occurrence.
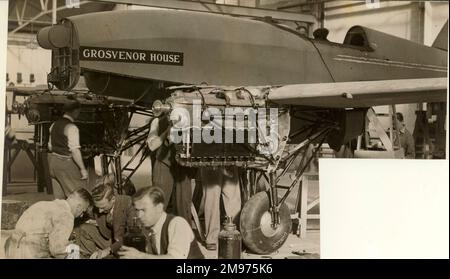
[260,211,279,237]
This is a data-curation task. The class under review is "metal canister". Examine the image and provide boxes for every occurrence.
[218,216,242,259]
[123,217,147,252]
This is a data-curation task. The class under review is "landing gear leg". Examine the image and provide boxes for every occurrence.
[240,127,331,254]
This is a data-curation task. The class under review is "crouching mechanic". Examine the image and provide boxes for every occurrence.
[118,187,204,259]
[75,181,136,259]
[4,189,92,258]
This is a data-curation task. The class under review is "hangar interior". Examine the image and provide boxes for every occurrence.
[1,0,448,259]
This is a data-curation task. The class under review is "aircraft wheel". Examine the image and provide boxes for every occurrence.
[240,191,292,254]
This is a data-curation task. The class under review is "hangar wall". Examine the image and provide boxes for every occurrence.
[6,33,51,136]
[5,34,52,182]
[324,1,448,133]
[424,1,449,46]
[6,34,51,87]
[6,34,51,133]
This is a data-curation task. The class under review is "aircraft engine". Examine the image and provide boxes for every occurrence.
[152,86,291,171]
[22,92,129,157]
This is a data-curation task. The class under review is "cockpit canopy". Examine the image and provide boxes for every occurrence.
[344,26,371,49]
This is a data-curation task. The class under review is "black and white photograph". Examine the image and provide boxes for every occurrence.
[0,0,448,260]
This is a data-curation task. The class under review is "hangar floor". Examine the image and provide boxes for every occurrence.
[204,231,320,259]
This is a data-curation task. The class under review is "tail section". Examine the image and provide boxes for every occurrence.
[432,21,448,51]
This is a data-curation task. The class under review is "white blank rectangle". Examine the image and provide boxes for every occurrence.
[320,159,449,259]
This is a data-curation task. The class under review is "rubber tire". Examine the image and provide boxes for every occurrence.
[240,191,292,254]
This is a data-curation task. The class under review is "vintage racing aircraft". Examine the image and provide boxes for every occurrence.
[22,8,447,254]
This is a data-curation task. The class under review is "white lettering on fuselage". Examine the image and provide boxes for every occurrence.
[81,48,182,65]
[82,49,146,61]
[149,53,181,63]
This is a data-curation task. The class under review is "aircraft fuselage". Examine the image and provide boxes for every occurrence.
[38,9,447,105]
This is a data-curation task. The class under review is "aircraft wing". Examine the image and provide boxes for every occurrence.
[267,77,447,108]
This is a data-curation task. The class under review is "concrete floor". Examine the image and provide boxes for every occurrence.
[0,228,320,259]
[2,191,54,203]
[199,231,320,259]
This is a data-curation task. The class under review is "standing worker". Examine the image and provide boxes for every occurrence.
[147,115,193,223]
[48,99,88,199]
[201,166,241,250]
[395,112,415,159]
